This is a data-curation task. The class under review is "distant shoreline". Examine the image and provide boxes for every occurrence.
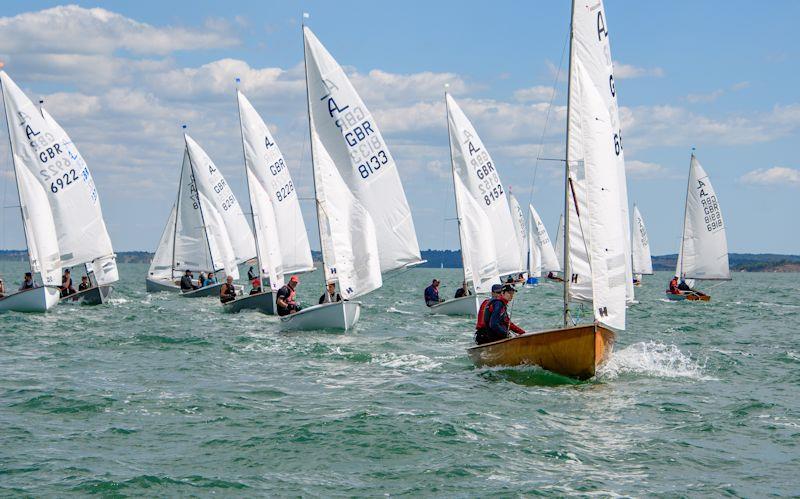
[1,249,798,273]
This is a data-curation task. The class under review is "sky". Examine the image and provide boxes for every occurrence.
[0,0,797,255]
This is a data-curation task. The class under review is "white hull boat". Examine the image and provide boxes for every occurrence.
[0,286,60,313]
[280,301,361,332]
[428,294,481,316]
[145,277,180,293]
[59,284,113,306]
[223,290,275,314]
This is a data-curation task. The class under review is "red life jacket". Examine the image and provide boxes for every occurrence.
[475,299,492,331]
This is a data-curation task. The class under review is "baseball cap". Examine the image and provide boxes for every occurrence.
[290,275,299,283]
[501,284,517,293]
[491,284,503,293]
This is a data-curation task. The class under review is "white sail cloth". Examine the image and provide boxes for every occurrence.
[555,213,564,271]
[148,204,176,280]
[569,0,634,304]
[303,27,422,273]
[529,204,560,275]
[237,91,313,276]
[631,204,653,275]
[445,94,521,276]
[245,167,284,291]
[676,155,729,280]
[508,194,527,274]
[527,214,540,277]
[173,147,217,274]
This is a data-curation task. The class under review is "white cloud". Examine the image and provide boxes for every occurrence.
[685,89,725,103]
[613,62,664,79]
[513,85,555,103]
[625,160,666,178]
[740,166,800,187]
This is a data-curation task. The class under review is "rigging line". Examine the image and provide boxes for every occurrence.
[525,25,570,212]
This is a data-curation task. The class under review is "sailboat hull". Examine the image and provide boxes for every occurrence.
[145,277,180,293]
[223,291,275,314]
[467,324,615,380]
[280,301,361,332]
[0,286,61,313]
[665,292,710,302]
[59,284,114,305]
[428,295,480,316]
[180,283,225,298]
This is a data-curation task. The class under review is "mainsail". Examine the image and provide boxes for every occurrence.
[303,27,422,273]
[555,213,564,271]
[445,94,521,276]
[508,194,528,274]
[631,204,653,276]
[237,90,313,276]
[148,204,176,280]
[676,155,729,280]
[304,27,382,299]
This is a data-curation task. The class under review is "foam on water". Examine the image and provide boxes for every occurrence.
[371,352,441,372]
[598,341,713,380]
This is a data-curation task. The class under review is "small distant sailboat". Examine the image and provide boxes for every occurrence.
[667,153,730,301]
[548,213,565,282]
[508,193,529,284]
[526,204,560,286]
[469,0,631,379]
[631,203,653,286]
[146,134,255,296]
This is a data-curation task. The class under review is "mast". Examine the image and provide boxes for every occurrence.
[677,150,694,279]
[234,82,264,286]
[183,134,217,274]
[562,0,576,327]
[171,131,186,279]
[444,90,468,287]
[301,16,328,286]
[0,75,33,277]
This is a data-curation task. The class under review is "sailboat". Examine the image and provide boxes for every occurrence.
[468,0,631,379]
[428,93,519,316]
[631,203,653,286]
[223,89,314,314]
[526,204,560,286]
[146,134,255,297]
[282,24,417,330]
[667,153,729,301]
[508,193,528,283]
[548,213,565,282]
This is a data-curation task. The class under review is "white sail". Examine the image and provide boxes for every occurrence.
[567,174,592,302]
[570,0,634,303]
[237,90,313,275]
[555,213,564,271]
[309,117,382,299]
[527,215,541,278]
[0,71,62,286]
[529,204,560,273]
[173,147,216,273]
[246,168,284,291]
[184,134,255,269]
[508,194,528,274]
[445,94,521,276]
[631,204,653,275]
[303,27,422,273]
[676,155,729,280]
[148,204,176,280]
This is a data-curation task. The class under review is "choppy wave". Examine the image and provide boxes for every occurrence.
[598,341,713,380]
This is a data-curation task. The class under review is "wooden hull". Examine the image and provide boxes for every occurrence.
[180,282,224,298]
[665,292,710,302]
[59,284,113,306]
[145,277,180,293]
[223,291,275,314]
[427,294,480,316]
[467,324,615,380]
[280,301,361,332]
[0,286,61,313]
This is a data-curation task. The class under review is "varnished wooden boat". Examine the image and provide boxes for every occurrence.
[467,323,615,380]
[665,292,710,302]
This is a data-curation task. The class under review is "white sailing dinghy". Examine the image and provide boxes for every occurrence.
[508,193,528,283]
[526,204,560,286]
[548,213,566,282]
[0,71,62,312]
[428,93,505,316]
[280,25,393,331]
[668,153,729,301]
[35,105,118,306]
[631,203,653,286]
[224,89,314,314]
[146,134,255,297]
[469,0,631,379]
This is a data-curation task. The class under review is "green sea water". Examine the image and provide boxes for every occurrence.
[0,262,798,496]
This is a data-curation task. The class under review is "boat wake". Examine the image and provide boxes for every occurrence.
[386,307,414,315]
[597,341,713,381]
[371,352,441,372]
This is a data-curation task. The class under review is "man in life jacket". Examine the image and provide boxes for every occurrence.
[667,276,681,294]
[475,284,526,345]
[276,275,301,316]
[219,275,237,303]
[475,284,503,331]
[424,279,443,307]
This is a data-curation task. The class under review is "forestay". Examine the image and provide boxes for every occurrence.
[446,94,521,276]
[303,27,422,273]
[237,91,313,275]
[631,204,653,275]
[529,204,560,274]
[508,194,527,274]
[569,0,634,303]
[676,155,729,280]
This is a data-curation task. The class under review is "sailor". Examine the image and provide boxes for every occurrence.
[319,281,342,304]
[424,279,443,307]
[250,277,262,295]
[454,281,471,299]
[505,275,515,284]
[475,284,503,332]
[219,275,237,303]
[180,270,198,291]
[60,269,76,297]
[475,284,526,345]
[204,272,217,287]
[197,272,207,288]
[667,276,681,294]
[19,272,34,291]
[276,275,301,316]
[247,266,257,281]
[678,278,707,297]
[78,275,90,291]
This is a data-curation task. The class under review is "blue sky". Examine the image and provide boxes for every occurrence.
[0,1,797,255]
